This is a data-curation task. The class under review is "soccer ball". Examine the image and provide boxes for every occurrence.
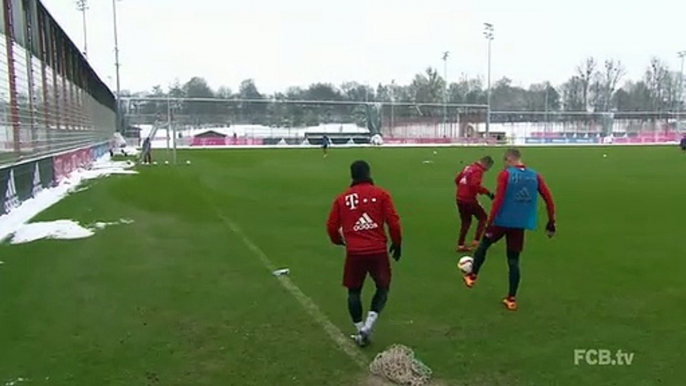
[457,256,474,274]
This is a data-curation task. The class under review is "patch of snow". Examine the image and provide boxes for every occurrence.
[8,218,135,244]
[9,220,94,244]
[91,218,134,230]
[0,155,137,243]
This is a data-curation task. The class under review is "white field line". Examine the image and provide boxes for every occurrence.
[216,213,368,369]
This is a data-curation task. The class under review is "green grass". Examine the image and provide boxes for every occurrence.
[1,146,685,386]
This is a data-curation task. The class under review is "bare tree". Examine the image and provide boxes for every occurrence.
[561,76,585,111]
[644,58,670,111]
[576,57,597,111]
[600,59,625,111]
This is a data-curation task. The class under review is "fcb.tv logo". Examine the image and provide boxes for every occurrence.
[573,349,634,366]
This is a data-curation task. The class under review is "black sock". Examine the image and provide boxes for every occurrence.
[347,288,363,323]
[370,287,388,314]
[472,237,493,275]
[507,250,521,298]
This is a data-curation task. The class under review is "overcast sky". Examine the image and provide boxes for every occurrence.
[42,0,686,94]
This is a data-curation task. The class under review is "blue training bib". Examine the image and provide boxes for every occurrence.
[493,167,539,230]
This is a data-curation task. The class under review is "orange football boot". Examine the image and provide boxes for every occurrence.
[456,245,471,253]
[502,296,517,311]
[462,273,477,288]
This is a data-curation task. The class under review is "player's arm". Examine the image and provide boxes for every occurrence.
[537,174,556,232]
[382,192,402,247]
[326,198,345,245]
[454,171,463,186]
[472,170,492,196]
[487,170,510,226]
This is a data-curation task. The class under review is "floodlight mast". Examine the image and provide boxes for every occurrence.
[484,23,494,137]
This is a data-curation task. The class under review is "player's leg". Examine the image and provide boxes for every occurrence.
[464,226,505,288]
[472,203,488,248]
[360,253,392,345]
[502,229,525,311]
[456,202,473,252]
[343,255,367,334]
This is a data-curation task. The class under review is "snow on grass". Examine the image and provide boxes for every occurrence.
[91,218,134,230]
[0,155,138,243]
[9,220,94,243]
[7,218,135,244]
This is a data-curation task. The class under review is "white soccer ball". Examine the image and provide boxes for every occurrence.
[165,160,169,165]
[186,160,191,165]
[458,256,474,274]
[602,154,607,158]
[433,150,438,155]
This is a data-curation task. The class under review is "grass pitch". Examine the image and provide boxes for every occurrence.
[1,146,685,385]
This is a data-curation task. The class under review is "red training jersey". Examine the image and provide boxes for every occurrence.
[326,182,402,255]
[455,162,491,202]
[488,164,556,226]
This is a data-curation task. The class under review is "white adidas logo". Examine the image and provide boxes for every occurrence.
[4,169,19,213]
[32,163,42,197]
[353,213,379,231]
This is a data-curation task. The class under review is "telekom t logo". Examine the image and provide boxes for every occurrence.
[345,193,359,210]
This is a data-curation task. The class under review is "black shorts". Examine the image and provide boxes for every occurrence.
[322,144,329,149]
[681,146,685,151]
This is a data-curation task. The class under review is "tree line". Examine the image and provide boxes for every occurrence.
[122,56,685,127]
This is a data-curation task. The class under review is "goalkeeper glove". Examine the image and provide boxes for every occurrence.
[389,244,402,261]
[545,221,556,237]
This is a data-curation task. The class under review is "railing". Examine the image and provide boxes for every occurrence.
[0,0,116,167]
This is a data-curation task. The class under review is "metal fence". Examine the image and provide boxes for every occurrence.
[0,0,116,167]
[123,97,684,147]
[122,97,490,141]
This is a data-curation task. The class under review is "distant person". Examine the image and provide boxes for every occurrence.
[326,160,402,347]
[454,156,495,252]
[681,135,686,153]
[322,135,331,157]
[462,149,556,311]
[141,137,152,164]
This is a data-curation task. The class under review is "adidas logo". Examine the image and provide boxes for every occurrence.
[353,213,379,231]
[4,169,19,213]
[32,163,42,197]
[514,188,531,201]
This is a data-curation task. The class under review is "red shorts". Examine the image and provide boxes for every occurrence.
[456,200,487,222]
[485,225,525,252]
[343,253,391,290]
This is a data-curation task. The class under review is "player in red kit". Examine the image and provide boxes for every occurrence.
[455,156,495,252]
[326,160,402,347]
[462,149,556,311]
